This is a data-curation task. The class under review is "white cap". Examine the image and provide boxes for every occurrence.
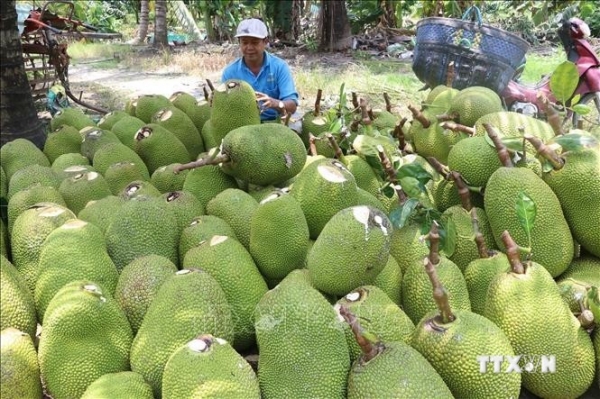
[235,19,268,39]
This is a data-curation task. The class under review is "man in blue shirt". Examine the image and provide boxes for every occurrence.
[221,18,299,122]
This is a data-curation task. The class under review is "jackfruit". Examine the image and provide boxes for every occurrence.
[254,269,350,399]
[178,215,237,260]
[58,171,112,214]
[0,328,42,399]
[38,281,133,399]
[43,125,82,163]
[0,219,7,259]
[51,153,90,175]
[104,161,149,195]
[92,141,150,178]
[97,110,130,130]
[35,219,119,321]
[162,335,260,399]
[7,185,66,234]
[300,112,330,148]
[162,190,205,234]
[556,256,600,313]
[81,371,154,399]
[372,255,403,305]
[134,94,172,123]
[57,164,96,181]
[183,235,268,351]
[120,180,162,199]
[249,191,309,280]
[114,254,178,334]
[0,256,37,338]
[130,268,234,396]
[463,249,510,315]
[169,91,211,135]
[110,115,146,149]
[205,188,258,249]
[447,86,503,127]
[152,106,205,159]
[307,206,391,296]
[105,195,179,271]
[77,195,125,234]
[389,223,430,275]
[133,124,191,174]
[79,127,121,161]
[182,164,238,209]
[151,163,189,193]
[7,164,60,200]
[49,107,95,131]
[0,138,50,181]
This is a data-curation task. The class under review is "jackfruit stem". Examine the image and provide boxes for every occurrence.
[426,157,449,179]
[538,95,565,136]
[360,98,372,125]
[471,208,490,259]
[174,154,230,173]
[203,86,209,102]
[484,123,514,168]
[436,113,459,123]
[383,92,392,112]
[349,116,361,132]
[377,145,408,204]
[524,135,564,169]
[439,121,476,136]
[408,104,431,128]
[445,61,455,87]
[501,230,525,274]
[314,89,323,116]
[308,134,318,156]
[367,108,375,121]
[450,171,472,212]
[326,133,345,161]
[206,79,215,93]
[425,222,455,323]
[394,118,409,152]
[338,305,382,362]
[351,92,359,112]
[577,309,594,329]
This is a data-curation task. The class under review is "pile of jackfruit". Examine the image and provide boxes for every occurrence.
[1,79,599,399]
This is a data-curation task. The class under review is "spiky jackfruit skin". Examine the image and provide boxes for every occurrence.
[120,180,161,200]
[307,206,392,296]
[110,115,146,149]
[51,153,90,175]
[161,190,205,234]
[373,256,403,305]
[43,125,82,163]
[344,154,382,196]
[254,270,351,399]
[209,80,261,145]
[10,204,75,292]
[483,262,596,399]
[134,94,173,123]
[77,195,125,234]
[103,162,148,195]
[484,167,574,277]
[7,164,60,200]
[39,281,133,399]
[0,220,7,259]
[130,268,234,397]
[335,286,415,363]
[150,163,188,193]
[355,187,387,214]
[114,254,178,334]
[49,107,96,131]
[182,165,238,209]
[290,158,359,239]
[7,185,66,234]
[35,219,119,322]
[178,215,237,260]
[152,106,205,159]
[411,309,521,399]
[205,188,258,249]
[81,371,154,399]
[447,136,503,188]
[347,340,454,399]
[249,191,309,280]
[97,110,129,130]
[183,235,268,351]
[448,86,503,127]
[162,335,260,399]
[425,84,451,104]
[401,256,471,325]
[79,128,122,161]
[542,149,600,257]
[0,328,42,399]
[411,115,451,165]
[0,138,50,181]
[169,91,211,135]
[105,196,180,271]
[92,141,150,179]
[300,113,330,148]
[58,171,112,214]
[201,118,218,149]
[556,256,600,313]
[0,256,37,338]
[133,124,191,174]
[219,124,307,186]
[389,223,432,275]
[463,252,510,315]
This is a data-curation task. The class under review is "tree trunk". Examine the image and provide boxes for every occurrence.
[133,0,149,45]
[0,1,46,149]
[381,0,397,28]
[153,0,169,48]
[318,0,351,52]
[265,0,303,42]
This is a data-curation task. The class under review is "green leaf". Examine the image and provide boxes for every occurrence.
[328,118,343,134]
[500,136,527,152]
[396,163,433,191]
[439,218,456,257]
[338,82,347,111]
[541,160,554,173]
[571,93,581,105]
[381,183,396,199]
[587,286,600,323]
[549,61,579,104]
[399,176,423,198]
[515,191,536,241]
[389,198,419,229]
[572,104,591,116]
[552,133,599,151]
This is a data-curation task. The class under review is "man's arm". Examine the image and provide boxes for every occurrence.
[277,62,299,115]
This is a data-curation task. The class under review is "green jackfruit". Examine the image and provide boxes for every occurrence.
[110,115,146,149]
[134,94,172,123]
[254,269,350,399]
[205,188,258,249]
[7,185,66,234]
[0,256,37,338]
[0,219,7,259]
[58,171,112,214]
[372,255,403,305]
[463,250,510,315]
[169,91,211,135]
[7,164,60,200]
[182,164,238,209]
[162,335,260,399]
[161,190,205,234]
[79,127,121,161]
[77,195,125,234]
[81,371,154,399]
[92,141,149,178]
[51,153,90,175]
[0,328,42,399]
[1,138,50,181]
[152,106,205,159]
[389,223,430,275]
[133,124,191,174]
[120,180,162,199]
[43,125,82,163]
[49,107,95,131]
[39,281,133,399]
[130,268,234,397]
[447,86,503,127]
[183,235,268,351]
[104,161,149,195]
[178,215,237,260]
[150,163,189,193]
[97,110,130,130]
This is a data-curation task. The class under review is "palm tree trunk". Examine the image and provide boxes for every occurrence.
[0,0,46,149]
[133,0,149,45]
[153,0,169,48]
[318,0,351,52]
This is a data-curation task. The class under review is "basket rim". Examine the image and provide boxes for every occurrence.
[415,16,530,48]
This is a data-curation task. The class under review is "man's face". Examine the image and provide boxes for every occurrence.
[239,36,267,62]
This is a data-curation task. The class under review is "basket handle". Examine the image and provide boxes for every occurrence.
[461,6,483,27]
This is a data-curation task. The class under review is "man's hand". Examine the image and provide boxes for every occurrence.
[255,91,276,109]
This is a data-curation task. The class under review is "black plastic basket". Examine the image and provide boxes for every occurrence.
[412,7,530,93]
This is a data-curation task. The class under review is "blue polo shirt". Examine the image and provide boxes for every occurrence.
[221,51,299,121]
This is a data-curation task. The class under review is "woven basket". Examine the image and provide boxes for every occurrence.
[412,7,530,93]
